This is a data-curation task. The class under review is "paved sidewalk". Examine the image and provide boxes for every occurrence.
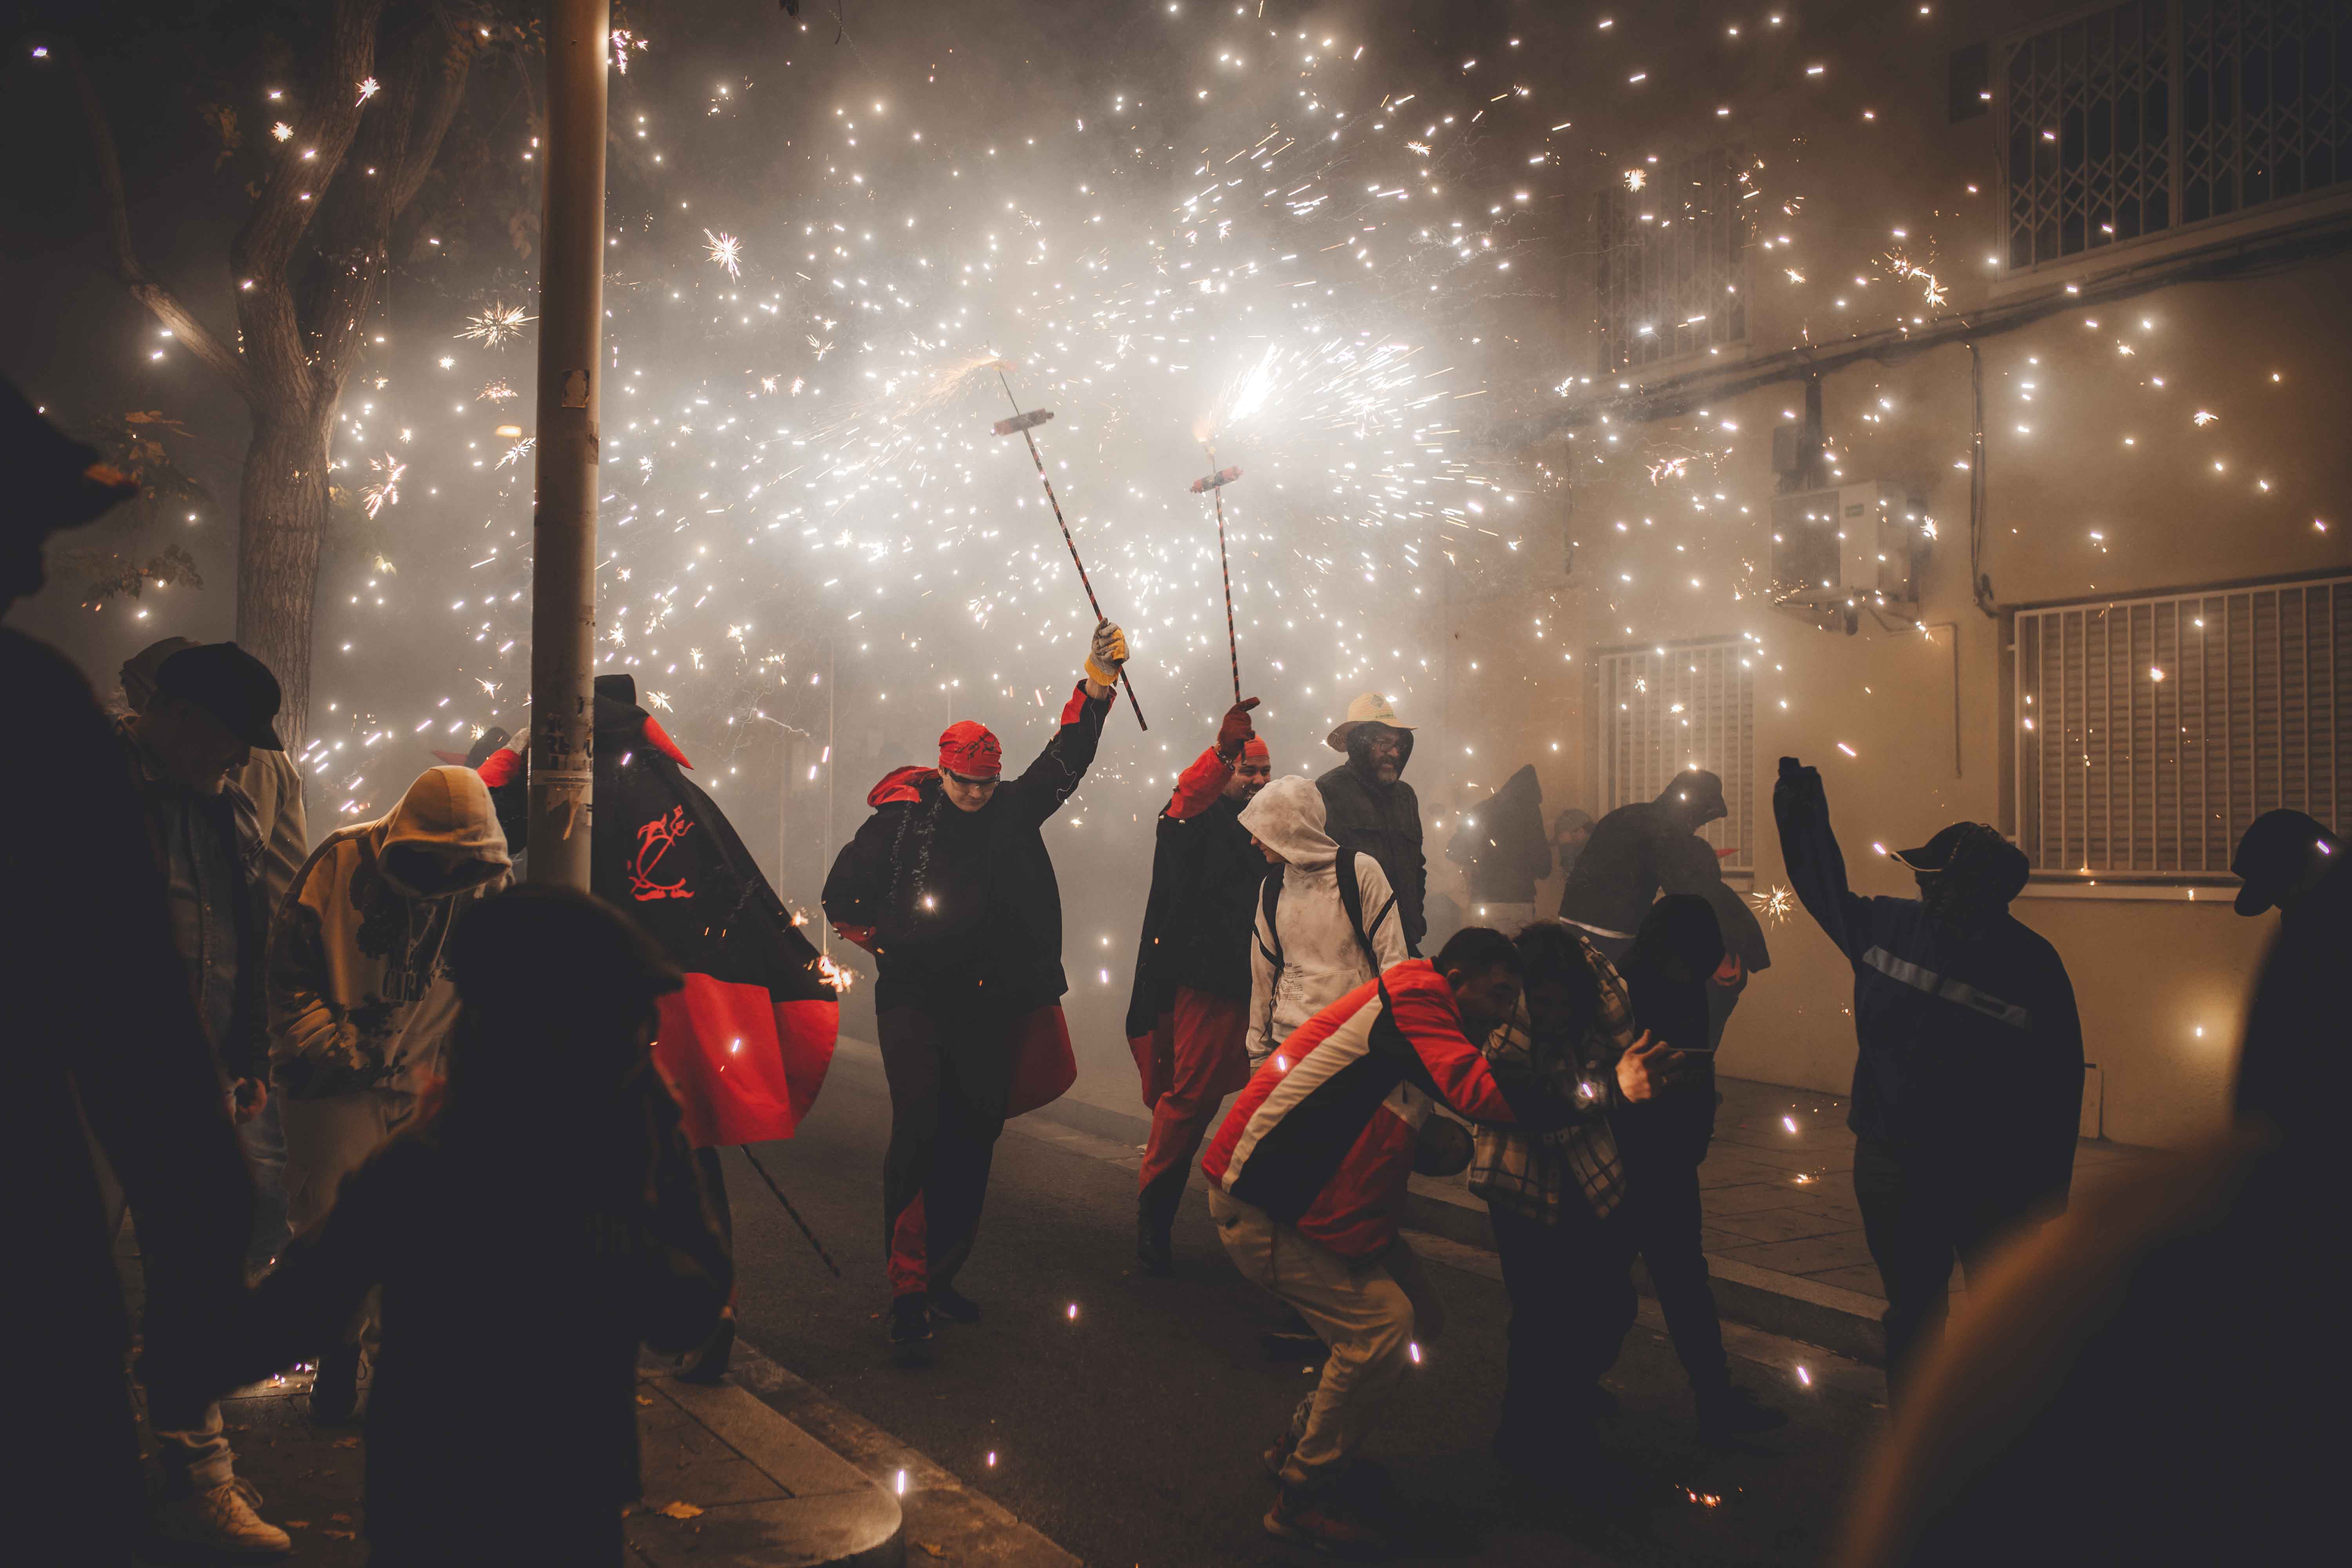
[117,1228,902,1566]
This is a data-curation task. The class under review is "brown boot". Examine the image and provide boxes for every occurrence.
[1263,1482,1388,1556]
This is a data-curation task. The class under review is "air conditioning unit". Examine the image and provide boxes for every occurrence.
[1768,482,1929,630]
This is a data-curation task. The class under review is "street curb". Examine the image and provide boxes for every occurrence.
[1024,1077,1894,1368]
[630,1368,905,1568]
[726,1338,1083,1568]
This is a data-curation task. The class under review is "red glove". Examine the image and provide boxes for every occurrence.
[1215,697,1261,759]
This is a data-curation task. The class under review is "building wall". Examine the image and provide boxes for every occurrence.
[1450,1,2352,1149]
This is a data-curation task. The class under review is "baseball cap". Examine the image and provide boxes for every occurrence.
[152,642,285,751]
[2231,809,2338,916]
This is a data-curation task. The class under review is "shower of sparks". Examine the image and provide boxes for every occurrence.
[457,302,535,348]
[477,380,517,402]
[1623,168,1646,190]
[704,229,744,279]
[611,28,646,74]
[495,437,534,470]
[361,453,405,518]
[271,121,293,142]
[2192,409,2219,426]
[356,77,380,103]
[1748,884,1795,924]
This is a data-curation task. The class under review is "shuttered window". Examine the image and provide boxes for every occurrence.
[1596,639,1756,874]
[2015,574,2352,876]
[1596,146,1753,372]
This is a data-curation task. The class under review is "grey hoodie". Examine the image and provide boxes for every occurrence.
[268,767,512,1099]
[1238,777,1410,1064]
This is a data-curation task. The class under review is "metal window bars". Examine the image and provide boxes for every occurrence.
[2014,574,2351,876]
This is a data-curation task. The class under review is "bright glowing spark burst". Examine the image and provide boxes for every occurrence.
[356,77,380,104]
[1748,884,1795,924]
[611,28,648,74]
[1782,1114,1799,1133]
[1622,168,1646,191]
[704,229,744,279]
[1797,1365,1813,1387]
[361,452,405,518]
[271,121,293,142]
[495,437,535,470]
[477,379,517,402]
[2192,409,2219,426]
[457,301,535,348]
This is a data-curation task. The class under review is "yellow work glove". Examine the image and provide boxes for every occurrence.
[1085,620,1129,688]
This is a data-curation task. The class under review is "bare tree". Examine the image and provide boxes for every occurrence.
[74,2,484,746]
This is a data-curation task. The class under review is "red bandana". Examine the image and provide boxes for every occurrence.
[938,720,1002,779]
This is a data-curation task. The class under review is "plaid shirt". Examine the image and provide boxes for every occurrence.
[1466,934,1636,1224]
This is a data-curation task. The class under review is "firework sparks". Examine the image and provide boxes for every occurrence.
[271,121,293,142]
[477,379,517,402]
[361,453,405,518]
[704,229,744,279]
[1748,884,1795,924]
[495,437,534,469]
[457,302,535,348]
[356,77,379,104]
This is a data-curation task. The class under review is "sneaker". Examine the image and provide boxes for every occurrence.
[677,1310,736,1385]
[152,1478,292,1557]
[928,1285,982,1324]
[1136,1200,1174,1276]
[1263,1483,1387,1555]
[310,1341,364,1426]
[1697,1382,1789,1443]
[887,1293,934,1363]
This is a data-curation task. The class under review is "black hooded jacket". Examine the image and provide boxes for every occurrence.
[824,685,1110,1016]
[1448,763,1553,904]
[1124,747,1270,1036]
[1318,733,1426,952]
[1557,779,1770,971]
[1774,763,2082,1204]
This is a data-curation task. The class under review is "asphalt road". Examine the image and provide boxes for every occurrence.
[726,1045,1890,1567]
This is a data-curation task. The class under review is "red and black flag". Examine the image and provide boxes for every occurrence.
[480,675,838,1146]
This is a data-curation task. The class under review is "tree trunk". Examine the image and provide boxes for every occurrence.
[235,406,332,751]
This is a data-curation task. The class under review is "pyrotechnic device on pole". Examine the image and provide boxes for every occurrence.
[526,0,610,889]
[990,370,1148,729]
[1192,456,1245,704]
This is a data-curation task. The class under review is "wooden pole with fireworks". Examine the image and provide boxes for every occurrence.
[991,368,1148,729]
[1191,456,1245,705]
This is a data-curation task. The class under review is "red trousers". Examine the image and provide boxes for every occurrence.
[1130,986,1252,1194]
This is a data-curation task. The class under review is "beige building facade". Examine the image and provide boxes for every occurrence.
[1450,0,2352,1149]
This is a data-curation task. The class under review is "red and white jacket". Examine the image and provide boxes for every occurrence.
[1202,959,1563,1260]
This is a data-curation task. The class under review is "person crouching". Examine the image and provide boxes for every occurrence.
[217,887,733,1566]
[1202,928,1577,1553]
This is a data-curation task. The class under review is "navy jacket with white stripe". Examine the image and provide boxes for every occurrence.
[1775,765,2083,1206]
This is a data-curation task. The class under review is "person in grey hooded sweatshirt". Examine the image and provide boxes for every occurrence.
[1239,776,1411,1071]
[269,764,513,1421]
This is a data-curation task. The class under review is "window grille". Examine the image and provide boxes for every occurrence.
[2014,575,2352,877]
[2001,1,2352,272]
[1596,639,1756,873]
[1597,147,1751,372]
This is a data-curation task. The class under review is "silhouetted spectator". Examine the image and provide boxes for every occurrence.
[1775,757,2082,1398]
[1447,763,1552,933]
[1833,814,2343,1566]
[222,887,733,1567]
[0,379,258,1561]
[1619,895,1786,1440]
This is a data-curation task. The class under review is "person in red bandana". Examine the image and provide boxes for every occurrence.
[1124,698,1272,1275]
[824,621,1128,1359]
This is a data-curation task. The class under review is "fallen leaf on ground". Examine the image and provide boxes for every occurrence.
[282,1521,309,1530]
[332,1437,361,1449]
[329,1512,352,1523]
[655,1500,704,1520]
[323,1529,356,1541]
[637,1394,655,1406]
[915,1543,947,1559]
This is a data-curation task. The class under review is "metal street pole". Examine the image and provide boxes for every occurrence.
[526,0,609,888]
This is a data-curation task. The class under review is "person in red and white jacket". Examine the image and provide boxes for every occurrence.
[1201,926,1573,1552]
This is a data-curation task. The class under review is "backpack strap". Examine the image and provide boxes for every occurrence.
[1257,871,1286,977]
[1334,852,1396,974]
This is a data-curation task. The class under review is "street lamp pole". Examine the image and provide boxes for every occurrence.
[525,0,609,887]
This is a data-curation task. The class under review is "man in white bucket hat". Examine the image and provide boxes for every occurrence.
[1317,693,1426,953]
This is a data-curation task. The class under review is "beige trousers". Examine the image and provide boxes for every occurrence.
[1209,1188,1445,1490]
[280,1089,411,1349]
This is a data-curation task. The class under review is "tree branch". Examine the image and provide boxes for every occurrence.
[68,45,256,407]
[230,0,388,407]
